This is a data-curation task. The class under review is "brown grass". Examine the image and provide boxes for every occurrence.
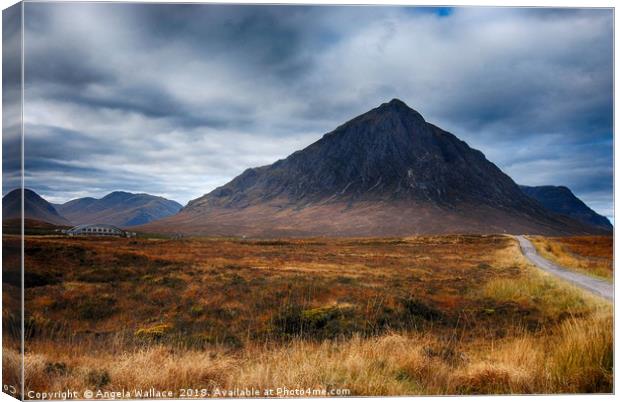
[11,312,612,396]
[529,236,613,281]
[3,234,612,397]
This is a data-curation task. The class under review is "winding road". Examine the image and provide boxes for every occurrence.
[515,235,613,302]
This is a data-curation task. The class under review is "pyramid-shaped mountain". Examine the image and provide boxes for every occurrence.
[141,99,603,237]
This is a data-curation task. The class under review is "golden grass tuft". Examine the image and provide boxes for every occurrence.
[480,273,590,315]
[547,312,613,393]
[3,345,22,391]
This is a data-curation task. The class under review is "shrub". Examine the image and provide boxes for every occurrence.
[228,273,246,286]
[190,305,204,317]
[75,266,138,283]
[44,362,68,376]
[477,263,492,270]
[273,304,304,336]
[273,304,359,339]
[222,334,244,349]
[336,276,356,285]
[4,312,22,339]
[25,271,62,287]
[160,275,187,288]
[401,298,443,322]
[454,365,518,394]
[87,369,111,388]
[184,333,216,350]
[24,314,60,338]
[77,295,117,320]
[134,323,173,341]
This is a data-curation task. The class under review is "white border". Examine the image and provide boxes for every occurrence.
[0,1,616,402]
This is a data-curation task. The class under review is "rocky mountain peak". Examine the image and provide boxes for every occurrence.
[378,98,423,115]
[186,100,534,211]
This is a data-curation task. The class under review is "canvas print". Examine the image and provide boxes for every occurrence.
[2,2,614,399]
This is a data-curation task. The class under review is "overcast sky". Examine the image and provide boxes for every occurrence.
[13,4,613,219]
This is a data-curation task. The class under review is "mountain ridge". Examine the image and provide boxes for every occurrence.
[519,185,612,231]
[55,191,182,227]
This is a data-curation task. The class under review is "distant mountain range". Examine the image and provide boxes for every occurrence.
[139,99,609,237]
[2,188,71,226]
[53,191,182,227]
[519,185,612,231]
[2,190,181,227]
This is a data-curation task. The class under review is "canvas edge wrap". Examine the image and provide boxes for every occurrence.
[2,2,25,400]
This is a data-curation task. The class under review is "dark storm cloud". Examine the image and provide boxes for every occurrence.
[3,3,23,195]
[24,124,117,158]
[44,84,251,129]
[20,4,613,219]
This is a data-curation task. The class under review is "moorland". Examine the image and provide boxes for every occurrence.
[2,233,613,396]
